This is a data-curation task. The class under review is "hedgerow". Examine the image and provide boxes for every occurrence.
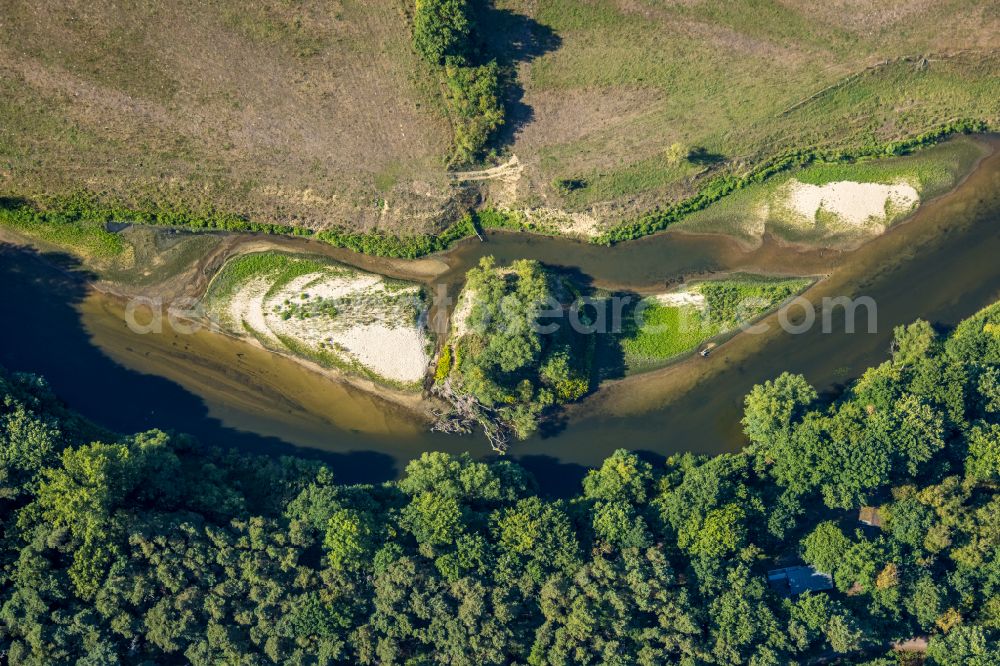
[411,0,506,162]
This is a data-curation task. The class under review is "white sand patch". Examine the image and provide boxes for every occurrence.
[226,277,277,342]
[451,288,476,339]
[283,272,383,301]
[216,264,430,384]
[654,290,706,309]
[333,324,430,383]
[279,274,323,297]
[782,179,919,228]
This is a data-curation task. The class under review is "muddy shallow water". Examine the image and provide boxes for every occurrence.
[2,137,998,492]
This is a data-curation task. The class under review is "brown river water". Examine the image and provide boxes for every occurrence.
[2,137,998,492]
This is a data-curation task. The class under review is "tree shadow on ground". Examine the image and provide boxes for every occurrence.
[476,3,562,149]
[590,290,645,383]
[0,195,31,211]
[687,147,726,165]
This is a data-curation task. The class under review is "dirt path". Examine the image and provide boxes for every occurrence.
[448,155,523,183]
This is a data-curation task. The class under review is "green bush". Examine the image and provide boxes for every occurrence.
[317,214,473,258]
[434,345,453,383]
[412,0,472,65]
[540,350,589,401]
[0,197,126,259]
[444,58,505,161]
[410,0,506,161]
[2,191,492,261]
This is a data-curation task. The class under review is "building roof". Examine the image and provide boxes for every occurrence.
[767,566,833,597]
[858,506,883,528]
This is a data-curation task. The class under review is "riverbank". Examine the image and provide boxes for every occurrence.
[0,127,991,268]
[0,135,996,475]
[674,135,990,250]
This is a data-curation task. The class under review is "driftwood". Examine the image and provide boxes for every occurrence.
[430,380,510,453]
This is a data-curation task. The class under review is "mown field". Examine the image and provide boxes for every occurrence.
[0,0,996,238]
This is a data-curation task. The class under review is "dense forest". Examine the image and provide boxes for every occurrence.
[2,301,1000,664]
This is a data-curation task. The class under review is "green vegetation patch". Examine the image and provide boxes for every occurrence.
[700,278,812,324]
[0,196,127,263]
[204,252,330,311]
[443,256,592,443]
[621,276,810,371]
[622,302,720,366]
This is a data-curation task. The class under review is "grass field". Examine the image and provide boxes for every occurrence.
[510,0,998,224]
[0,0,452,235]
[0,0,996,240]
[620,276,811,372]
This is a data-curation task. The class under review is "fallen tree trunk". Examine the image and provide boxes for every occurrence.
[430,380,510,453]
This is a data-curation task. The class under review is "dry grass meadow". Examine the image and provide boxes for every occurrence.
[0,0,454,233]
[1,0,997,235]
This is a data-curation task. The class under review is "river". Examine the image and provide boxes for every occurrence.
[2,137,998,493]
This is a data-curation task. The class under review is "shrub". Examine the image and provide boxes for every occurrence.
[540,350,589,401]
[412,0,472,65]
[444,58,505,161]
[434,345,453,383]
[665,142,689,165]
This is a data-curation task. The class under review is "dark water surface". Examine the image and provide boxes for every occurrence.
[2,139,998,493]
